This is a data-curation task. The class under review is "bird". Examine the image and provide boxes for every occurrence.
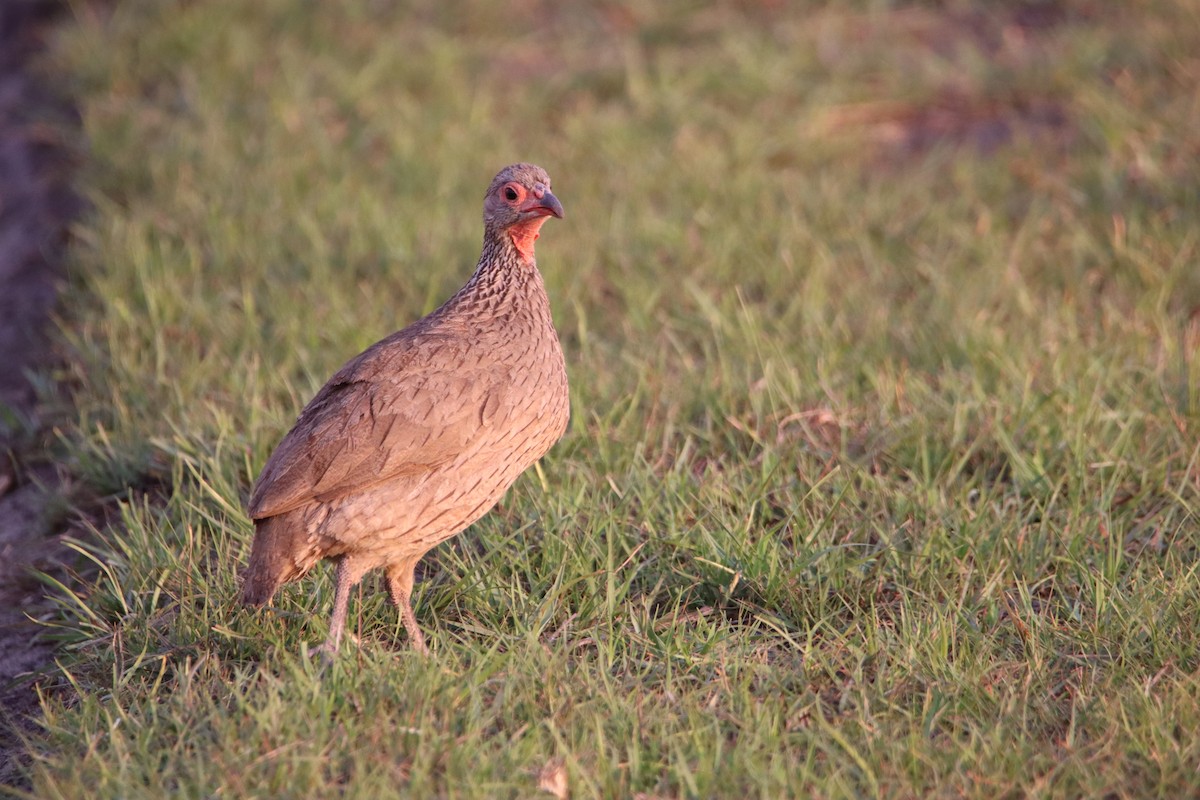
[240,163,569,657]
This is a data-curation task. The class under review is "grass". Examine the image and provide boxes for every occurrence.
[7,0,1200,796]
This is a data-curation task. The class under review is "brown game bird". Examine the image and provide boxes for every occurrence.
[241,163,569,656]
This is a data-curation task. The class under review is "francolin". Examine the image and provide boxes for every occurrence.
[241,163,569,656]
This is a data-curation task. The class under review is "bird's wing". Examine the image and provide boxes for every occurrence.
[247,331,511,520]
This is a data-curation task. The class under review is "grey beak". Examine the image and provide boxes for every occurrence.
[522,189,564,219]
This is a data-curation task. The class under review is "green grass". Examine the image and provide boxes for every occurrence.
[10,0,1200,796]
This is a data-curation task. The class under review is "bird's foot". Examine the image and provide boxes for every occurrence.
[308,641,337,666]
[307,633,359,665]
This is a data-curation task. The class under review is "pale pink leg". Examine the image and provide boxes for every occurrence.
[386,560,428,655]
[313,556,364,659]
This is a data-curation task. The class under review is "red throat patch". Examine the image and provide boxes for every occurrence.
[509,216,550,262]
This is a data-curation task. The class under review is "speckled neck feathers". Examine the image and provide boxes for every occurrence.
[442,225,552,321]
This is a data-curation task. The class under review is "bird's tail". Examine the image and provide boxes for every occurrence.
[240,513,309,606]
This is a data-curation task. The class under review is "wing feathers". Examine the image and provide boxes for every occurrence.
[248,334,509,520]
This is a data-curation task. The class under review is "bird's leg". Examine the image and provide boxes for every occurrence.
[314,556,356,659]
[385,561,428,655]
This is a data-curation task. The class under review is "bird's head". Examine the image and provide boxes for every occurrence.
[483,163,563,262]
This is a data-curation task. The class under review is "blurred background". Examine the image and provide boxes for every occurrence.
[57,0,1199,457]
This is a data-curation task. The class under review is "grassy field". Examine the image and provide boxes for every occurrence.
[9,0,1200,796]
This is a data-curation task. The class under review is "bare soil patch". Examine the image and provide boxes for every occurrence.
[810,1,1082,159]
[0,0,82,786]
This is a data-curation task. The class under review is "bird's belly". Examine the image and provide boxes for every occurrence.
[311,392,568,566]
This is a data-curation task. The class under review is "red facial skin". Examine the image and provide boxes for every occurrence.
[500,180,563,262]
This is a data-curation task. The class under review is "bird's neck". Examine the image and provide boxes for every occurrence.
[448,228,549,317]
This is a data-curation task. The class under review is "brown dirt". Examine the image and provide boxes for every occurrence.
[0,0,82,788]
[808,1,1081,161]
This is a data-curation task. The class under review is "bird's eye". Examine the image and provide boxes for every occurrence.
[504,186,519,202]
